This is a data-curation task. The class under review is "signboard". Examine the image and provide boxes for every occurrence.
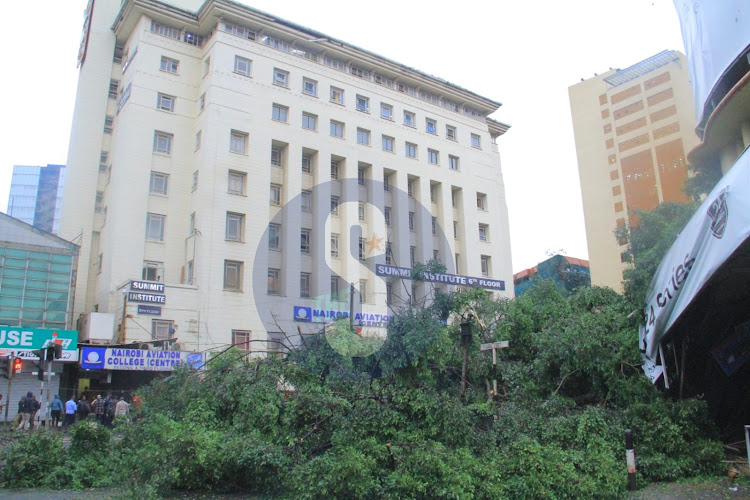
[128,292,166,304]
[130,281,165,293]
[375,264,505,291]
[0,349,79,362]
[80,347,204,371]
[640,148,750,381]
[129,280,166,304]
[0,328,78,351]
[294,306,391,326]
[137,305,162,316]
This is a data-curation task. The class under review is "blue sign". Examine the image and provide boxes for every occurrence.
[80,347,204,371]
[294,306,312,322]
[137,305,161,316]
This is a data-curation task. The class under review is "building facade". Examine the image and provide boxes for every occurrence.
[569,51,699,291]
[0,213,80,422]
[59,0,514,354]
[513,254,590,296]
[6,164,66,234]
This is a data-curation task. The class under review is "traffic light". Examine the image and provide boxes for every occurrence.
[46,345,55,361]
[54,343,63,359]
[0,357,10,379]
[13,357,22,374]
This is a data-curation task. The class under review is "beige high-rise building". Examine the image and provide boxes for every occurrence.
[569,51,699,291]
[59,0,514,353]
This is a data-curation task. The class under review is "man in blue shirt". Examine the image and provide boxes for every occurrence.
[64,394,77,432]
[50,395,63,429]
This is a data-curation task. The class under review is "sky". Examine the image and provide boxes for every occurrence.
[0,0,686,274]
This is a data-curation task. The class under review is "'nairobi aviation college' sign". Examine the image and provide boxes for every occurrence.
[80,347,204,371]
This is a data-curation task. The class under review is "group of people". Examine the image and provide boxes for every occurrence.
[13,391,138,431]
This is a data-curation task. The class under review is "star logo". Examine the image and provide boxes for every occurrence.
[365,233,384,254]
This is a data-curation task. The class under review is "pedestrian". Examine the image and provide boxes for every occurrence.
[50,394,63,429]
[114,396,129,421]
[63,394,76,432]
[30,395,41,430]
[91,394,104,422]
[15,392,33,431]
[103,393,114,427]
[77,394,90,421]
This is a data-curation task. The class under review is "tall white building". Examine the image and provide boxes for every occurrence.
[60,0,514,354]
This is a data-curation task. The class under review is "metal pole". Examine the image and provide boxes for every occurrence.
[625,429,636,491]
[119,291,128,344]
[349,283,355,331]
[492,347,498,396]
[4,354,14,424]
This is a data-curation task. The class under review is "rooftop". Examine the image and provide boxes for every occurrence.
[603,50,681,88]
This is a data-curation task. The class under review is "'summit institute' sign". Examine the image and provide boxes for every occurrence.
[129,280,166,304]
[375,264,505,291]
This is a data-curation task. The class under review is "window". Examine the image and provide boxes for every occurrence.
[405,142,417,159]
[99,151,108,168]
[228,170,246,195]
[330,120,344,138]
[199,92,206,111]
[267,268,280,295]
[273,68,289,87]
[226,212,245,242]
[157,93,175,112]
[186,259,194,284]
[430,186,437,203]
[301,229,311,254]
[104,116,114,134]
[153,131,172,154]
[331,233,339,258]
[331,276,340,300]
[452,191,458,207]
[481,256,490,277]
[384,174,391,191]
[381,103,393,120]
[270,184,281,206]
[408,180,414,197]
[446,125,457,141]
[266,224,280,251]
[303,78,317,96]
[357,128,370,145]
[411,285,418,305]
[453,221,458,239]
[108,79,119,99]
[409,212,415,231]
[192,171,199,191]
[330,86,344,104]
[359,280,367,303]
[432,217,437,235]
[477,193,487,210]
[356,95,369,112]
[153,320,174,340]
[426,118,437,134]
[300,273,311,298]
[471,133,481,149]
[160,56,179,73]
[302,154,312,173]
[142,261,163,281]
[330,196,339,215]
[433,250,439,261]
[479,224,488,242]
[271,146,283,166]
[357,168,366,186]
[410,246,416,267]
[195,131,202,150]
[302,112,317,130]
[330,160,340,179]
[386,281,393,304]
[152,20,180,39]
[149,172,169,195]
[146,213,165,242]
[382,135,394,152]
[301,190,312,212]
[230,130,248,154]
[359,237,367,261]
[203,57,211,76]
[404,111,415,127]
[233,330,252,351]
[386,242,393,265]
[455,253,460,274]
[189,212,196,234]
[95,191,104,212]
[449,155,459,170]
[358,202,366,221]
[272,104,288,122]
[428,149,439,165]
[384,207,391,226]
[234,55,251,76]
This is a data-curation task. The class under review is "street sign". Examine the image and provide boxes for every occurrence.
[480,341,509,351]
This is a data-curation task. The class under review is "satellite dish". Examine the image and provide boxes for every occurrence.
[172,342,182,352]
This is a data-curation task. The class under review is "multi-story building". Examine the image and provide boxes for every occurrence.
[59,0,514,354]
[569,51,699,291]
[513,254,590,297]
[6,164,66,234]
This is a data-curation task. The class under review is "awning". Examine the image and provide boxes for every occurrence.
[640,146,750,382]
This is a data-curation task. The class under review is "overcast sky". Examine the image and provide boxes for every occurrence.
[0,0,686,273]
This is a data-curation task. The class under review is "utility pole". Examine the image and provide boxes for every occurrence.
[480,341,509,398]
[349,283,355,331]
[3,354,14,424]
[118,290,128,344]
